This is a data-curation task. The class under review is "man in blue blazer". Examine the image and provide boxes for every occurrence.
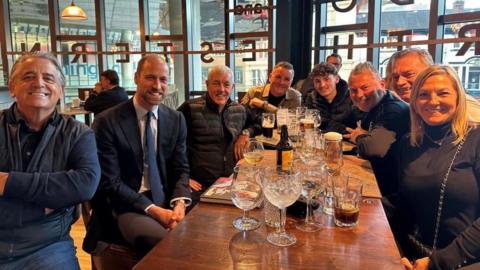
[86,54,191,255]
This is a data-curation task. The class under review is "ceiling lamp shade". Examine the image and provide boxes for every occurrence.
[61,1,87,21]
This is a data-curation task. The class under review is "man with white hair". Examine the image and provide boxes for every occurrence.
[178,65,247,208]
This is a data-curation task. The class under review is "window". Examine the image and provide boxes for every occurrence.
[378,0,430,78]
[104,0,141,89]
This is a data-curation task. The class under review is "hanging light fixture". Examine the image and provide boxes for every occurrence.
[61,1,87,21]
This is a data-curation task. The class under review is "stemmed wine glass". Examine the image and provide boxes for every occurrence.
[242,139,264,166]
[296,163,326,232]
[262,168,302,246]
[231,165,263,231]
[322,132,344,215]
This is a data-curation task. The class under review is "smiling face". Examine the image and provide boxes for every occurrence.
[391,53,430,103]
[268,67,294,97]
[313,74,339,102]
[349,71,386,112]
[9,57,64,115]
[415,74,458,126]
[134,56,169,111]
[206,70,234,111]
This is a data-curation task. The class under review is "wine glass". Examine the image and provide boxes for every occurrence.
[231,165,263,231]
[262,168,302,246]
[242,139,264,166]
[296,163,326,232]
[322,132,344,215]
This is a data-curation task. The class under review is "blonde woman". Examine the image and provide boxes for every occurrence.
[389,65,480,270]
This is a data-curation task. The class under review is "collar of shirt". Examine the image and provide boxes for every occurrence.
[132,96,159,121]
[12,103,59,132]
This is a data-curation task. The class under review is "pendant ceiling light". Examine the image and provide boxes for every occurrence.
[61,1,87,21]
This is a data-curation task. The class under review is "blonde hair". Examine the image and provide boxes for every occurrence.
[409,65,469,146]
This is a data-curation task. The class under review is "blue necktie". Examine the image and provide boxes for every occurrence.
[145,111,165,206]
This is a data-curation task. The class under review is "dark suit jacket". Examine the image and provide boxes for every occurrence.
[83,85,129,115]
[83,99,190,252]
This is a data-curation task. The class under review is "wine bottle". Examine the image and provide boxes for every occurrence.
[276,125,293,172]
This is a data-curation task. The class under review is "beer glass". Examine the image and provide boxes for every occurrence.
[323,132,343,215]
[276,108,288,129]
[333,175,363,227]
[231,165,263,231]
[261,113,275,138]
[296,165,326,232]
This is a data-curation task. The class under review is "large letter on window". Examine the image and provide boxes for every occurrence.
[456,23,480,56]
[201,42,214,63]
[21,42,41,52]
[391,0,414,5]
[116,43,130,63]
[71,43,87,64]
[331,0,356,13]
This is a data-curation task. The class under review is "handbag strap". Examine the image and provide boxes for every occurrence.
[431,132,469,252]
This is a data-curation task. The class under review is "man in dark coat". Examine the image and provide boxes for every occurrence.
[304,62,362,134]
[85,54,190,255]
[84,69,128,115]
[178,65,246,208]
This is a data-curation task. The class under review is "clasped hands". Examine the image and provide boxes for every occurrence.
[147,203,185,230]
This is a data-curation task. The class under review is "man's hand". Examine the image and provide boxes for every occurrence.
[0,172,8,196]
[147,205,174,228]
[189,179,202,192]
[169,201,186,230]
[93,82,103,94]
[234,135,249,160]
[344,126,368,144]
[249,98,265,109]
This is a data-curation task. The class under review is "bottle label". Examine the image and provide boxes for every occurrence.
[281,150,293,171]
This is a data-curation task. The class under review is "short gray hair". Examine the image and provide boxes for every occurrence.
[207,65,233,81]
[349,61,382,81]
[389,48,433,68]
[10,52,65,87]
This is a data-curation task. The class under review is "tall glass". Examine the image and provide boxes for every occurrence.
[296,165,326,232]
[231,166,263,231]
[333,175,363,227]
[261,113,275,138]
[242,139,264,166]
[322,132,344,215]
[262,168,302,246]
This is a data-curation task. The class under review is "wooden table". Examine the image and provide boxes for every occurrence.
[134,149,401,270]
[134,200,402,270]
[59,105,93,126]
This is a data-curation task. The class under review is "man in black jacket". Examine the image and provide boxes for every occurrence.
[0,52,100,269]
[84,69,128,115]
[178,65,246,208]
[345,62,409,196]
[304,63,361,134]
